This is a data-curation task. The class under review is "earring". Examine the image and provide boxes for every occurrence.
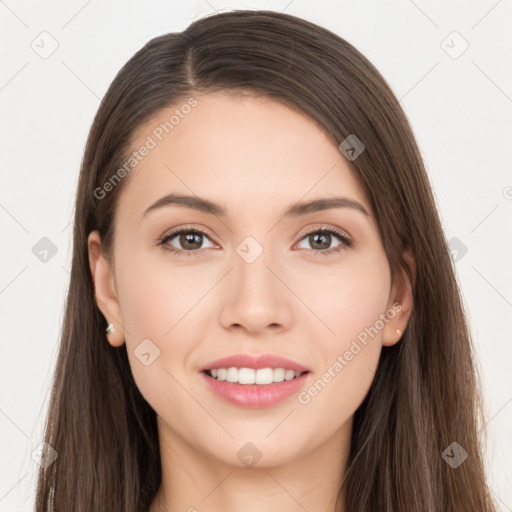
[106,323,115,335]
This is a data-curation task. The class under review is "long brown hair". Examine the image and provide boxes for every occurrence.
[34,9,497,511]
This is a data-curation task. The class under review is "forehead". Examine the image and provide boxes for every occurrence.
[117,92,371,224]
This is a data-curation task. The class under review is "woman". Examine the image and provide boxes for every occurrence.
[34,9,498,512]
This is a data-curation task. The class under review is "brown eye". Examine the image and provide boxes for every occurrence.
[158,228,216,256]
[296,227,352,255]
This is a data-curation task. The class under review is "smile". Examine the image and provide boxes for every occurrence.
[204,367,307,385]
[201,368,310,408]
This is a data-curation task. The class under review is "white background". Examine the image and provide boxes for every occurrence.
[1,0,511,510]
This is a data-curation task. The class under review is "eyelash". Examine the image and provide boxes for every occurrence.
[157,226,352,257]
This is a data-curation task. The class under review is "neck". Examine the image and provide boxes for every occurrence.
[149,417,351,512]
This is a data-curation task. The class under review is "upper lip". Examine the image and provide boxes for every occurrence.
[201,354,310,373]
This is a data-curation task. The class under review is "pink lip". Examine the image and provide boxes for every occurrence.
[200,371,310,409]
[200,353,310,373]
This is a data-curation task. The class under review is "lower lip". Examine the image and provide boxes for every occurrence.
[200,371,310,409]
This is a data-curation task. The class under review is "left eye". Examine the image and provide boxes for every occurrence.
[295,228,351,254]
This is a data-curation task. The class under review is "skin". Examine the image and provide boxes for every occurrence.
[88,91,415,512]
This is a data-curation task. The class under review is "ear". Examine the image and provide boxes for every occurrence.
[87,230,125,347]
[382,248,416,347]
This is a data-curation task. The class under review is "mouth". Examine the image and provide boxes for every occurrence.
[202,367,309,385]
[200,367,311,408]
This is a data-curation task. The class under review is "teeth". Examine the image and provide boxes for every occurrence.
[273,367,285,382]
[239,367,256,384]
[226,367,238,382]
[285,369,296,381]
[207,367,305,385]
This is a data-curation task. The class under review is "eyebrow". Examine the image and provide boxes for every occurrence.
[141,193,370,220]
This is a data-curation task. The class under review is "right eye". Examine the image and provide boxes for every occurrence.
[158,227,217,256]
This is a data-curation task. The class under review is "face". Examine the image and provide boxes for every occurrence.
[88,91,412,468]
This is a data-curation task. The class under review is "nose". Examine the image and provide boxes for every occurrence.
[218,245,293,335]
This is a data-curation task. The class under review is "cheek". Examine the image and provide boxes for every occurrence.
[297,253,391,344]
[116,243,206,338]
[295,257,389,408]
[113,247,193,400]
